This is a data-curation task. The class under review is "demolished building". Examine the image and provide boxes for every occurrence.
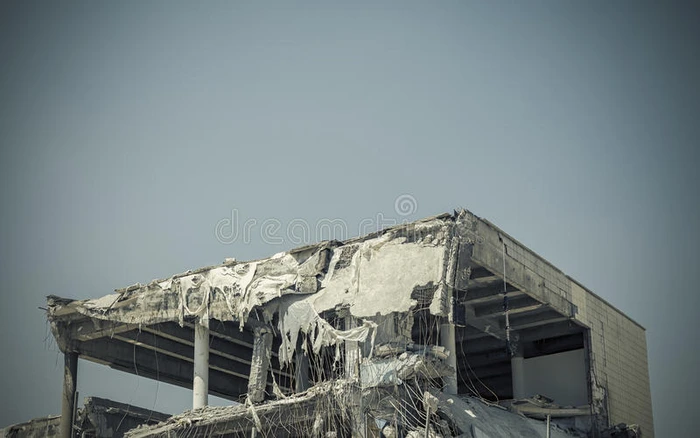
[39,209,653,437]
[1,397,168,438]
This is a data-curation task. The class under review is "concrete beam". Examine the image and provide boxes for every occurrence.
[457,317,583,352]
[455,325,494,341]
[142,326,250,369]
[78,338,251,399]
[462,330,584,363]
[70,318,138,342]
[474,295,541,318]
[469,266,494,280]
[464,305,505,340]
[461,214,577,320]
[524,332,584,358]
[466,274,501,289]
[462,284,522,305]
[508,309,570,331]
[186,320,282,359]
[461,336,508,355]
[517,320,585,342]
[113,330,255,380]
[184,321,256,350]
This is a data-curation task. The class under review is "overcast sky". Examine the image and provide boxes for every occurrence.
[1,1,698,436]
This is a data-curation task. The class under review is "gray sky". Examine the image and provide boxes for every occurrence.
[1,1,698,435]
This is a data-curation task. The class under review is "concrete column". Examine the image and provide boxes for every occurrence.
[60,351,78,438]
[344,316,360,379]
[193,323,210,409]
[248,327,273,403]
[511,354,526,400]
[440,322,458,395]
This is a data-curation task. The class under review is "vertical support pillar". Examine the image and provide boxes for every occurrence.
[440,321,458,394]
[60,351,78,438]
[511,340,525,400]
[193,323,210,409]
[248,327,272,403]
[344,316,360,379]
[344,315,365,436]
[440,239,465,395]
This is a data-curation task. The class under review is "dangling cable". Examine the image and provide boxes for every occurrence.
[501,236,512,356]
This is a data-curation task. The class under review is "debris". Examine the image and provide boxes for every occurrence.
[601,423,642,438]
[1,397,168,438]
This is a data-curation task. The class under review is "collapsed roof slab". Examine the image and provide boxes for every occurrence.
[44,208,651,434]
[47,215,458,400]
[46,211,586,398]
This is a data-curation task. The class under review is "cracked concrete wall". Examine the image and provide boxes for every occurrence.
[571,282,654,437]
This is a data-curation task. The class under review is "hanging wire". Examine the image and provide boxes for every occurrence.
[502,236,513,357]
[146,329,160,424]
[458,337,500,403]
[115,325,140,432]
